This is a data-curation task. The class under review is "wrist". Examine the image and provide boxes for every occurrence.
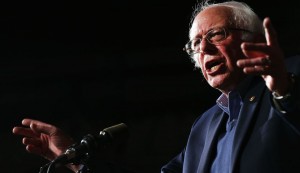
[272,73,295,99]
[272,73,296,114]
[272,90,291,100]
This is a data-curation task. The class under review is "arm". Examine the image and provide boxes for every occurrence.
[237,18,300,133]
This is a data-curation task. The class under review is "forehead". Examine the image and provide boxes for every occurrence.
[190,6,233,39]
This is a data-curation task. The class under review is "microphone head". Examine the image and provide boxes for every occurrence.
[51,123,130,168]
[102,123,129,146]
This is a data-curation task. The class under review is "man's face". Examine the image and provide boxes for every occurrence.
[190,6,247,94]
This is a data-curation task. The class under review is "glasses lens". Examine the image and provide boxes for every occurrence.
[184,28,227,55]
[185,38,201,55]
[206,28,226,44]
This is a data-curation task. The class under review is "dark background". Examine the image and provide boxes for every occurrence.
[1,0,300,173]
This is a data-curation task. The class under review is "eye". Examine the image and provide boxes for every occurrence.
[192,38,202,49]
[207,29,226,43]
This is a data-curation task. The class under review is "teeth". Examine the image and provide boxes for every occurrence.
[211,66,217,71]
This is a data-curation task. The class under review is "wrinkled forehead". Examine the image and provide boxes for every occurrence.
[189,6,234,39]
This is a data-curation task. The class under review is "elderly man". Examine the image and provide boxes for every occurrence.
[13,1,300,173]
[162,1,300,173]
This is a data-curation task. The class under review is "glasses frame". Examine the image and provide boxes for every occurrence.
[183,27,253,55]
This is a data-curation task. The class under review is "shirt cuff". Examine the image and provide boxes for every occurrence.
[272,73,296,114]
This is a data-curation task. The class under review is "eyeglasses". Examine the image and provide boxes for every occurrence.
[183,27,253,55]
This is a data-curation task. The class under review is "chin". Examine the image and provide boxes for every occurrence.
[208,76,236,93]
[208,75,227,88]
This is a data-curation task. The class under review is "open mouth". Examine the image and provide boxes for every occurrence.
[205,58,224,72]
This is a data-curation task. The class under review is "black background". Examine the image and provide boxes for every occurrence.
[1,0,300,173]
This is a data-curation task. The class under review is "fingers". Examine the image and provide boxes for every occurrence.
[238,42,271,75]
[13,118,53,137]
[13,118,68,161]
[23,137,42,146]
[241,65,271,75]
[22,118,57,135]
[237,56,271,67]
[242,42,267,51]
[237,17,280,76]
[240,17,277,56]
[14,121,45,154]
[12,127,39,138]
[23,137,43,155]
[263,17,278,46]
[13,118,58,148]
[237,55,272,75]
[12,132,44,156]
[241,42,269,58]
[26,145,43,155]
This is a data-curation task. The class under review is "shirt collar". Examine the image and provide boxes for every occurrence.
[216,75,254,119]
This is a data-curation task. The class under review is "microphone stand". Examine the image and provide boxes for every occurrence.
[39,160,91,173]
[37,123,128,173]
[39,162,50,173]
[38,143,92,173]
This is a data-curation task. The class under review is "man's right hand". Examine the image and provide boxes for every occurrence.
[12,118,75,161]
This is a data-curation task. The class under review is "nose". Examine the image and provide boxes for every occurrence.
[199,38,215,54]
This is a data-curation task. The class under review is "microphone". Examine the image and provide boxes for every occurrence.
[51,123,129,168]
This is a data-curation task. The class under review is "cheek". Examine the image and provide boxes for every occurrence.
[195,54,203,68]
[196,55,208,76]
[197,56,205,70]
[218,45,244,68]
